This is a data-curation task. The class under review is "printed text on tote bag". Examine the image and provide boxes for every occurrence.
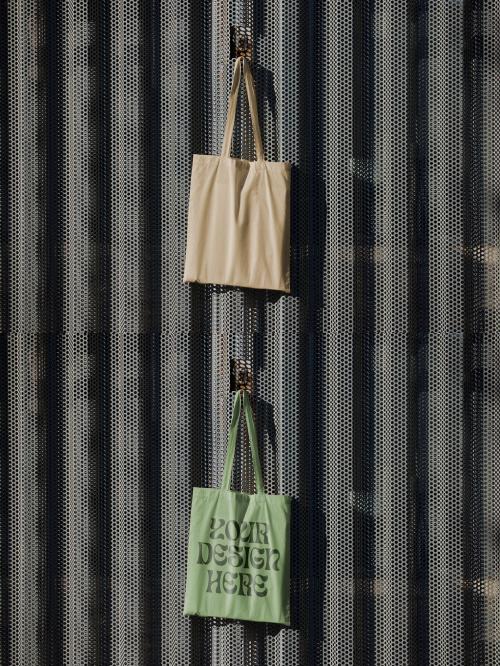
[197,517,281,597]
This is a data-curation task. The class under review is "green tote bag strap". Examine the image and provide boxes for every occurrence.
[221,390,265,494]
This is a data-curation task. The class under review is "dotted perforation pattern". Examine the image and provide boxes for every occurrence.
[1,1,500,665]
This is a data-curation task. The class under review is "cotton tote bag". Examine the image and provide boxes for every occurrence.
[183,391,291,625]
[183,56,291,292]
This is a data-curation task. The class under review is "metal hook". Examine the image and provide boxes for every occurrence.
[230,25,253,62]
[230,358,254,394]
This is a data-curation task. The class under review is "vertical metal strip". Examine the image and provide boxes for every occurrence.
[482,2,500,664]
[8,2,42,334]
[44,0,66,661]
[109,0,143,663]
[160,0,204,660]
[0,0,9,659]
[140,0,162,661]
[352,2,376,664]
[0,0,8,336]
[7,0,45,663]
[260,0,308,662]
[413,2,430,661]
[462,2,485,662]
[60,333,92,664]
[374,2,411,664]
[428,2,465,664]
[321,0,354,662]
[90,0,113,661]
[8,336,44,665]
[0,329,7,666]
[59,0,92,662]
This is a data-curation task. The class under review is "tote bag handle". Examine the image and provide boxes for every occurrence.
[221,56,265,162]
[221,390,265,494]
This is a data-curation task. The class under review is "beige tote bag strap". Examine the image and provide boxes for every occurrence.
[221,56,265,161]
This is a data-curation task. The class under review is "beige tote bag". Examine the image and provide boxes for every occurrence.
[183,56,291,293]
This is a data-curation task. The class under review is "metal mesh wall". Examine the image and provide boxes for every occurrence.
[1,0,499,664]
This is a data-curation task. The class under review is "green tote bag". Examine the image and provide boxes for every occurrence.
[183,390,291,625]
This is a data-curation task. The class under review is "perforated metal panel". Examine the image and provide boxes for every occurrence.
[1,1,500,664]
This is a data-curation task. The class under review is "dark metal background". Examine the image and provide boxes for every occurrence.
[1,0,499,664]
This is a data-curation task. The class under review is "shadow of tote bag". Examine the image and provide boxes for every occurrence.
[183,390,291,625]
[183,56,291,292]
